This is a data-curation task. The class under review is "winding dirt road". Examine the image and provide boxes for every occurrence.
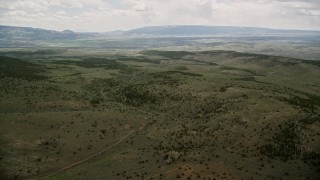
[30,119,151,180]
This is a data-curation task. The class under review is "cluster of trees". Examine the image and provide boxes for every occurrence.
[84,70,202,107]
[143,50,195,60]
[281,94,320,113]
[0,56,47,80]
[260,121,319,161]
[53,58,128,70]
[121,85,157,106]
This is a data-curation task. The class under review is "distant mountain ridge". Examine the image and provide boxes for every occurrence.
[0,25,101,47]
[123,25,320,36]
[1,25,319,39]
[0,25,319,47]
[0,25,79,41]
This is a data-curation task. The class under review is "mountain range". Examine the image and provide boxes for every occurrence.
[1,25,319,40]
[123,25,319,36]
[0,25,79,41]
[1,25,319,49]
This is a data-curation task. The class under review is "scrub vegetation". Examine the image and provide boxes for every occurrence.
[0,49,319,179]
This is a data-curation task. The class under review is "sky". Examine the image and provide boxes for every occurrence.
[0,0,319,32]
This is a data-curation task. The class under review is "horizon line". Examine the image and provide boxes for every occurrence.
[1,24,320,33]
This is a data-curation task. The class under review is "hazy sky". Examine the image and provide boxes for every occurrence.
[0,0,319,32]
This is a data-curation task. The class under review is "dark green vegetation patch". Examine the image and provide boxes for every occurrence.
[0,56,47,80]
[143,50,196,59]
[260,121,320,161]
[53,58,128,69]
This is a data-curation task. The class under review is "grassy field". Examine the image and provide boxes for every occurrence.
[0,49,319,179]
